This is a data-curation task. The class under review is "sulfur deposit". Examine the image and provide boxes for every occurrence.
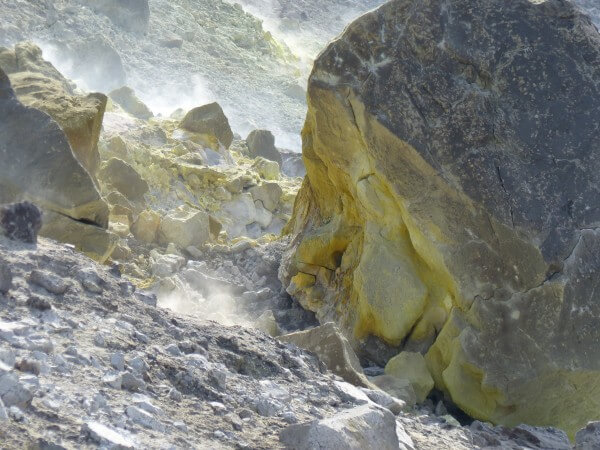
[281,0,600,437]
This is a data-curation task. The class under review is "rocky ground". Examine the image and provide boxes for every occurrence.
[1,0,600,448]
[1,234,593,449]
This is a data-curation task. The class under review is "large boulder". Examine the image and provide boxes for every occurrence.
[180,103,234,149]
[0,67,113,261]
[280,0,600,437]
[246,129,283,166]
[1,42,107,176]
[79,0,150,34]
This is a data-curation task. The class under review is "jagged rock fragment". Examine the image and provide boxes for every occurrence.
[180,102,234,149]
[109,86,153,120]
[99,158,149,202]
[279,322,372,388]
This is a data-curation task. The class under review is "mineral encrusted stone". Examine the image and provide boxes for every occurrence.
[281,0,600,437]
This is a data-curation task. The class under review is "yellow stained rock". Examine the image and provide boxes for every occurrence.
[385,352,434,403]
[131,210,161,244]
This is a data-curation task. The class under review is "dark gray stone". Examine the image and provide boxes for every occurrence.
[180,102,234,149]
[0,202,42,244]
[246,130,282,166]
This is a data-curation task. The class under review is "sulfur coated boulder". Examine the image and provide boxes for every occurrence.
[2,42,107,176]
[180,103,234,149]
[0,67,113,262]
[280,0,600,437]
[384,352,434,403]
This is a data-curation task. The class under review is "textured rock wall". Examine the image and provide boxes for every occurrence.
[281,0,600,437]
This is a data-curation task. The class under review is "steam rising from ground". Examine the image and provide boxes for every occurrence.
[159,287,253,328]
[155,261,257,329]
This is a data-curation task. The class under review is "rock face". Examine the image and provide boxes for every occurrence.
[180,103,234,149]
[281,0,600,437]
[1,42,107,176]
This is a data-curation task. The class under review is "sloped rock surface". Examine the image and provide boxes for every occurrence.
[281,0,600,437]
[0,66,108,227]
[1,42,107,176]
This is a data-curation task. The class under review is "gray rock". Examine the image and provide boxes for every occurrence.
[99,158,149,202]
[0,202,42,244]
[280,404,399,450]
[109,86,153,120]
[575,422,600,450]
[110,352,126,372]
[0,371,33,407]
[126,405,165,432]
[121,372,146,392]
[246,130,282,166]
[83,421,135,449]
[279,322,373,388]
[29,270,70,295]
[180,102,234,149]
[0,263,12,294]
[470,421,571,450]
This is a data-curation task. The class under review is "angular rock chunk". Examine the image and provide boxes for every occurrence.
[0,264,11,294]
[384,352,433,403]
[246,129,282,166]
[575,422,600,450]
[158,206,210,249]
[99,158,149,202]
[281,0,600,436]
[3,42,107,176]
[109,86,153,120]
[180,102,234,149]
[279,322,372,388]
[280,404,399,450]
[131,210,161,243]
